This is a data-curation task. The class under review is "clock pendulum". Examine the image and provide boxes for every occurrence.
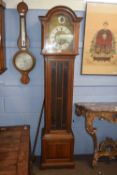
[13,1,35,84]
[0,0,6,74]
[39,6,82,168]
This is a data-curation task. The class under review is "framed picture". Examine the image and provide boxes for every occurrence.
[82,3,117,75]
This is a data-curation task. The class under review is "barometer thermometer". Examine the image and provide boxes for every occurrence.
[13,1,35,84]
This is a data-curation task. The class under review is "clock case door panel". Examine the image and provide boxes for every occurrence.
[45,56,74,132]
[41,132,74,168]
[0,1,6,74]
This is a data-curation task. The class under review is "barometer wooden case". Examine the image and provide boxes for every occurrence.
[13,1,35,84]
[0,0,6,74]
[39,6,82,168]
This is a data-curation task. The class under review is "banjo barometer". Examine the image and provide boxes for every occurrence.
[13,1,35,84]
[39,6,82,168]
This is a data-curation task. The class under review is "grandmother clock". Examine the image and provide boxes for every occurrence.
[39,6,82,168]
[0,0,6,74]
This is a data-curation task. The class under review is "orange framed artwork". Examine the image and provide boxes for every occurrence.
[82,3,117,75]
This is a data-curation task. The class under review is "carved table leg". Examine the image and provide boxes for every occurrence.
[85,112,98,167]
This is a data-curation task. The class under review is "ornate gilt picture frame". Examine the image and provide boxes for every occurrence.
[82,3,117,75]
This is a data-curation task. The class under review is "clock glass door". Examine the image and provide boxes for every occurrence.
[47,59,70,130]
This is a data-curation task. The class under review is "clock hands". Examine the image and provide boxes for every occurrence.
[49,25,73,52]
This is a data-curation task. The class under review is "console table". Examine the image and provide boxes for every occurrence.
[75,103,117,167]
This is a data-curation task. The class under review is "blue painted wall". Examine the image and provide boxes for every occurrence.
[0,9,117,155]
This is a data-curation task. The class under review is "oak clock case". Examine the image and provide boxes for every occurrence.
[0,0,6,74]
[39,6,82,168]
[13,1,35,84]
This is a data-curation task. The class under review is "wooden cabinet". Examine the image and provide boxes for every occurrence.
[0,125,30,175]
[39,6,82,168]
[0,0,6,74]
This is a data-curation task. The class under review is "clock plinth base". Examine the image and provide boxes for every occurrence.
[41,131,74,169]
[41,161,74,169]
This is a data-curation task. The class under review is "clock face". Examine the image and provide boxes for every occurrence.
[14,52,34,71]
[44,14,74,53]
[49,26,73,52]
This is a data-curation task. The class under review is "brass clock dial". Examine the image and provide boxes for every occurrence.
[49,25,73,52]
[13,1,35,84]
[43,14,74,54]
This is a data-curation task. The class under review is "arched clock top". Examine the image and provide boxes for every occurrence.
[39,6,82,23]
[39,6,82,55]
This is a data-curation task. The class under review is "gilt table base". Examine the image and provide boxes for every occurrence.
[75,103,117,167]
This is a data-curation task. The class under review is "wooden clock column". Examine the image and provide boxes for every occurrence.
[39,6,82,168]
[0,0,6,74]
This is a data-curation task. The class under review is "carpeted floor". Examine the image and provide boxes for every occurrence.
[31,159,117,175]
